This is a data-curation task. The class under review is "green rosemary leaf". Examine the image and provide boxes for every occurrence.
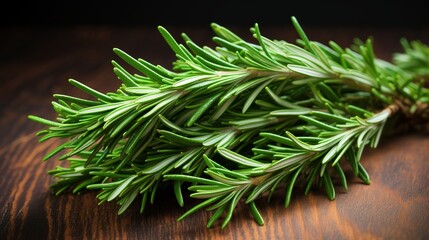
[190,186,237,199]
[202,133,227,146]
[178,196,223,221]
[285,166,303,208]
[173,75,212,87]
[51,101,77,115]
[53,94,99,106]
[299,115,341,131]
[322,172,336,200]
[243,79,273,113]
[185,40,237,69]
[334,163,348,191]
[104,102,136,123]
[309,42,333,71]
[87,181,122,190]
[206,169,249,185]
[73,177,102,194]
[218,148,264,168]
[157,26,189,60]
[158,130,203,146]
[212,36,246,53]
[260,132,294,146]
[139,154,181,174]
[164,174,229,186]
[249,201,264,226]
[207,204,227,228]
[107,175,137,201]
[346,104,373,117]
[331,140,353,166]
[42,142,69,161]
[203,191,233,211]
[118,187,140,215]
[173,181,184,207]
[265,87,305,109]
[174,148,203,169]
[304,163,321,195]
[358,162,371,184]
[114,48,164,83]
[211,23,243,43]
[210,95,237,121]
[139,192,148,214]
[78,102,125,115]
[341,70,376,88]
[187,93,222,126]
[245,174,274,202]
[311,111,354,124]
[285,131,315,151]
[291,16,310,50]
[288,64,330,78]
[265,153,311,172]
[28,115,62,127]
[370,121,385,148]
[270,109,312,116]
[210,167,248,180]
[68,79,113,102]
[158,115,204,136]
[150,180,160,204]
[113,67,139,87]
[221,187,248,229]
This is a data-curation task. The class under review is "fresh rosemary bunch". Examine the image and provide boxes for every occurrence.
[29,16,429,229]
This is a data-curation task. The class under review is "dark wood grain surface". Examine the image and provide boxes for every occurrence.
[1,23,428,240]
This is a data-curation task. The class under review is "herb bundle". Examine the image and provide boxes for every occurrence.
[29,17,429,228]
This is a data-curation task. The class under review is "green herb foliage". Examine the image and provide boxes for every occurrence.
[29,17,429,228]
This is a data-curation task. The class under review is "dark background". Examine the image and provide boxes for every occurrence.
[3,1,428,27]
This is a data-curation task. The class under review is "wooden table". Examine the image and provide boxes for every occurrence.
[1,23,428,239]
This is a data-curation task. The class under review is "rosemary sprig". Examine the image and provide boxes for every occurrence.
[29,16,429,228]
